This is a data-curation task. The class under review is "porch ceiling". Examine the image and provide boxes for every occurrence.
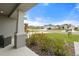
[0,3,37,18]
[18,3,37,12]
[0,3,19,16]
[10,3,37,19]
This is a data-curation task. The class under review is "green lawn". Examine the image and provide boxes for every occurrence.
[28,29,41,32]
[45,33,79,43]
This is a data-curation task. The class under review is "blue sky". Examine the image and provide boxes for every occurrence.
[24,3,79,26]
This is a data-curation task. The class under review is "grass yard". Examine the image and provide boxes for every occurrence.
[27,29,63,32]
[27,29,41,32]
[46,33,79,43]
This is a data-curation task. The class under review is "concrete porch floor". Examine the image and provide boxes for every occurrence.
[0,38,38,56]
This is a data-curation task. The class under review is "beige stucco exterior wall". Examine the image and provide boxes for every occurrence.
[0,16,16,38]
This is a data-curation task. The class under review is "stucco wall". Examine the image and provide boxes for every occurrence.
[0,16,16,38]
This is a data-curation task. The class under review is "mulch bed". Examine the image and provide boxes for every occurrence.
[26,43,75,56]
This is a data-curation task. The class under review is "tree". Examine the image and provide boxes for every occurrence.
[47,27,52,30]
[24,23,28,32]
[74,27,78,31]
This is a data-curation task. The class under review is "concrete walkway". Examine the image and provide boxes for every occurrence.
[0,38,38,56]
[0,46,38,56]
[74,42,79,56]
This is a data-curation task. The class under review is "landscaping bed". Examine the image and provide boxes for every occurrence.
[26,33,76,56]
[27,42,75,56]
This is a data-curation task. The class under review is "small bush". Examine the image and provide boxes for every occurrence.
[26,33,38,46]
[50,39,72,56]
[36,33,52,52]
[27,33,52,52]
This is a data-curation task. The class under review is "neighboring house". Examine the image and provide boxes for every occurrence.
[77,26,79,28]
[43,24,55,30]
[43,24,77,31]
[62,24,76,32]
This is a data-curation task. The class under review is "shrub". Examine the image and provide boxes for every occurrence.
[26,33,38,46]
[27,33,72,56]
[27,32,52,52]
[36,33,52,52]
[50,39,72,56]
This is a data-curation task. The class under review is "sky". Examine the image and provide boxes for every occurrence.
[24,3,79,26]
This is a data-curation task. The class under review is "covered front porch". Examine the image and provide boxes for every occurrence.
[0,3,38,56]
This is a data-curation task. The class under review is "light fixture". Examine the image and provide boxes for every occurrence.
[0,10,4,14]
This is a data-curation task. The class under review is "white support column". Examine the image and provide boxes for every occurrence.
[14,10,26,48]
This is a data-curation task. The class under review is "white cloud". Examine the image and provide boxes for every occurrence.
[24,20,44,26]
[24,17,45,26]
[52,20,79,26]
[43,3,49,6]
[35,17,43,22]
[74,3,79,12]
[75,3,79,9]
[24,20,27,24]
[23,15,30,19]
